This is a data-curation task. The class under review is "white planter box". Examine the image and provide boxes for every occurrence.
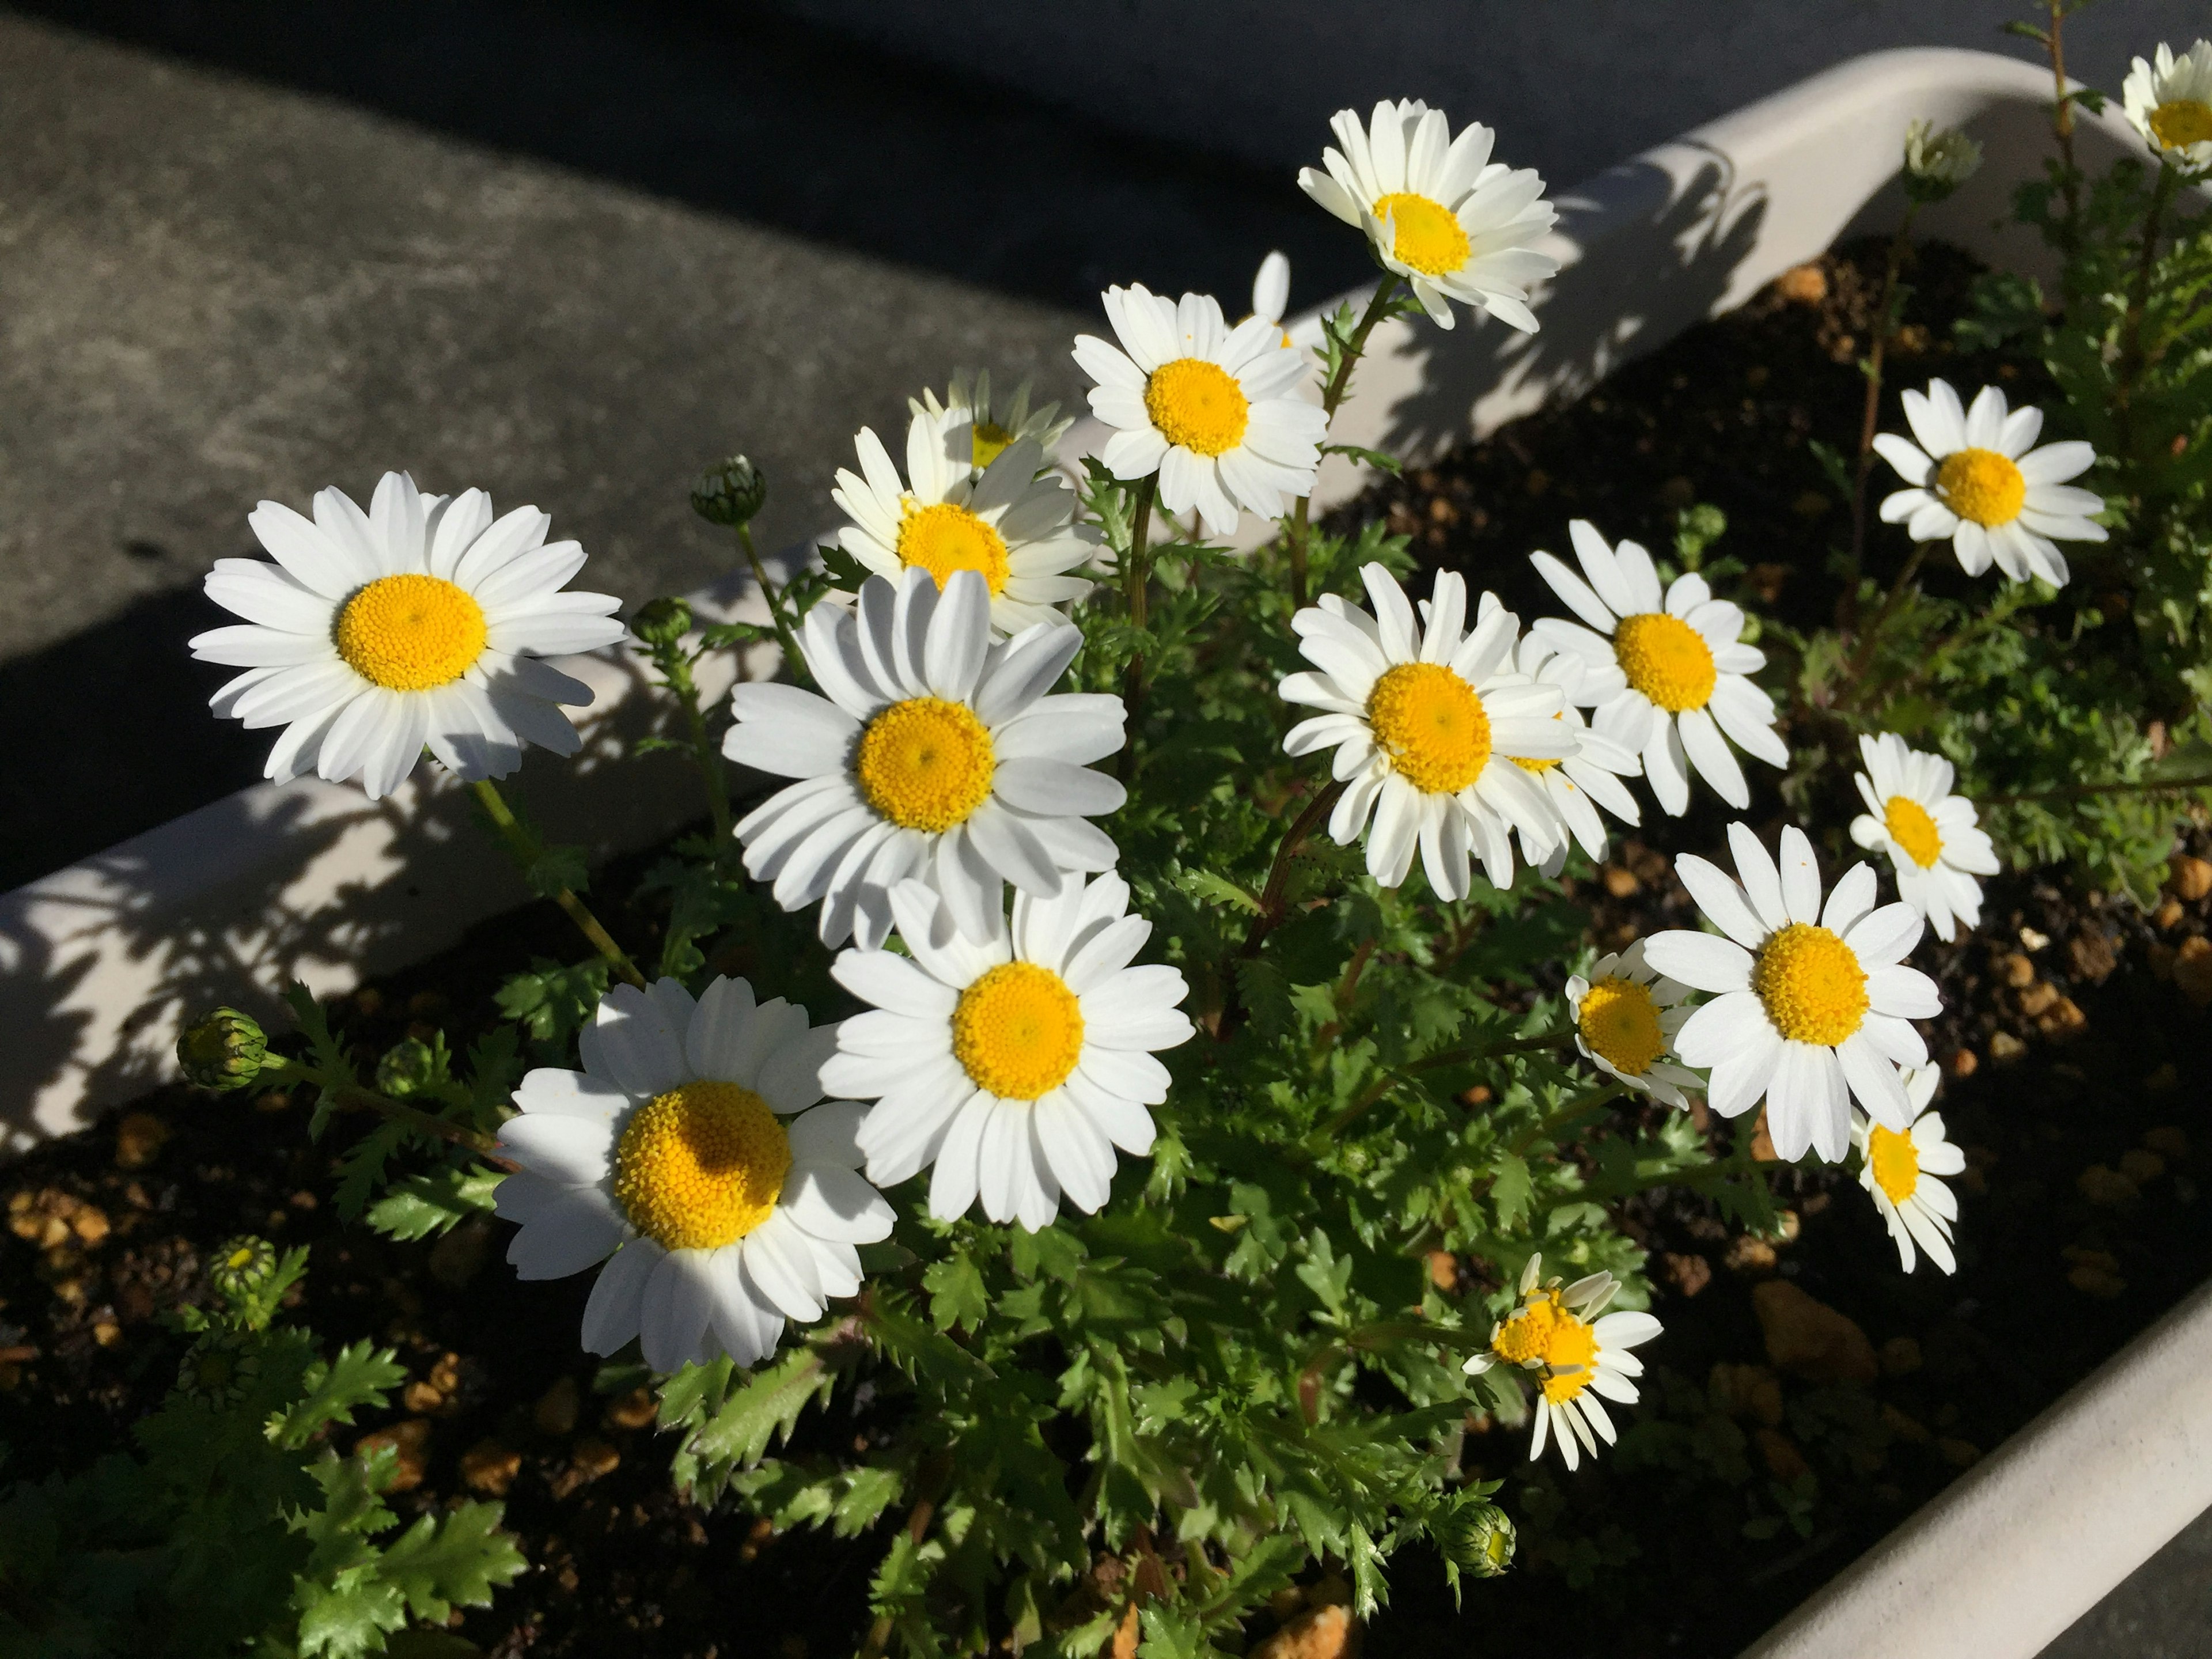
[1,46,2202,1654]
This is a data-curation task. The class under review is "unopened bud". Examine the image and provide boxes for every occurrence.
[630,596,694,647]
[210,1235,278,1298]
[1439,1502,1517,1580]
[691,454,768,527]
[374,1037,437,1097]
[1903,119,1982,202]
[178,1008,267,1091]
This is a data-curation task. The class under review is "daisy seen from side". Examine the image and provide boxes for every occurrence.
[1848,732,1999,944]
[1567,940,1703,1109]
[910,369,1075,480]
[1853,1064,1965,1275]
[494,976,895,1373]
[1463,1254,1661,1471]
[2123,40,2212,171]
[192,470,624,800]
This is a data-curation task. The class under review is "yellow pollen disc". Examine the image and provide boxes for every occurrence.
[854,697,996,832]
[2150,98,2212,149]
[1366,662,1491,794]
[971,420,1014,471]
[1883,794,1944,869]
[334,574,488,690]
[1538,1310,1600,1406]
[1752,923,1870,1047]
[1866,1122,1921,1205]
[1934,447,2027,528]
[1578,975,1668,1075]
[1143,357,1250,457]
[896,501,1012,596]
[1372,191,1471,278]
[1489,1291,1562,1367]
[612,1080,791,1251]
[952,961,1085,1100]
[1613,612,1717,713]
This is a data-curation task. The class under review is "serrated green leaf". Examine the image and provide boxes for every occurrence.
[376,1501,527,1622]
[276,1342,407,1450]
[365,1166,505,1242]
[921,1252,988,1332]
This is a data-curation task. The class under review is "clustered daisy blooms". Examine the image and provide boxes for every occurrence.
[1874,378,2105,588]
[194,471,624,799]
[1849,732,1999,944]
[1646,824,1941,1164]
[1531,520,1786,815]
[1854,1065,1965,1275]
[1503,626,1644,873]
[494,977,895,1372]
[1074,283,1327,536]
[1297,99,1558,331]
[910,369,1074,480]
[1279,565,1571,897]
[1463,1255,1661,1469]
[1566,941,1702,1109]
[2123,39,2212,170]
[821,875,1194,1232]
[724,569,1125,950]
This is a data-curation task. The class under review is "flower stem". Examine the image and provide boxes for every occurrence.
[259,1053,505,1156]
[1847,201,1920,595]
[1122,476,1157,772]
[1238,780,1346,961]
[468,778,647,988]
[2046,1,2085,279]
[2113,160,2178,461]
[1838,539,1931,703]
[1285,274,1403,607]
[646,637,733,849]
[737,521,807,681]
[1987,770,2212,808]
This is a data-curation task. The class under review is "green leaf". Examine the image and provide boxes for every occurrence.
[276,1342,407,1450]
[365,1166,505,1241]
[921,1252,989,1332]
[376,1501,528,1623]
[524,843,590,899]
[1490,1153,1533,1231]
[685,1347,831,1476]
[1179,869,1263,915]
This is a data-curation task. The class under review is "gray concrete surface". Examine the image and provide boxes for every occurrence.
[2041,1506,2212,1659]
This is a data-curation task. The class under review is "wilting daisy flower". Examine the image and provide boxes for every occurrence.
[1531,520,1786,815]
[494,976,895,1373]
[1848,732,1999,944]
[1463,1255,1661,1471]
[1853,1065,1964,1275]
[1297,99,1558,331]
[725,569,1124,950]
[1280,565,1570,898]
[910,370,1074,480]
[1566,940,1702,1108]
[1646,824,1940,1164]
[1073,283,1326,536]
[1504,624,1643,873]
[1874,379,2105,587]
[192,471,624,800]
[820,874,1194,1231]
[834,410,1097,637]
[2123,39,2212,169]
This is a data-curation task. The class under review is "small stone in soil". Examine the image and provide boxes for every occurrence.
[1753,1281,1877,1384]
[462,1438,522,1496]
[113,1113,169,1170]
[535,1374,581,1437]
[2170,855,2212,902]
[1880,1336,1923,1377]
[2077,1165,2140,1205]
[604,1385,659,1431]
[2146,1125,2190,1157]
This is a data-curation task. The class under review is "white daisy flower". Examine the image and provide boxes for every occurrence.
[191,471,624,800]
[834,408,1097,638]
[1073,283,1326,536]
[1847,732,2001,945]
[1873,378,2105,588]
[1566,940,1703,1109]
[2124,39,2212,169]
[1297,99,1558,332]
[1531,520,1787,816]
[1645,824,1941,1164]
[1853,1065,1965,1275]
[1502,622,1643,874]
[819,874,1194,1232]
[910,369,1075,481]
[1463,1255,1661,1472]
[724,568,1124,951]
[494,976,894,1373]
[1279,565,1571,899]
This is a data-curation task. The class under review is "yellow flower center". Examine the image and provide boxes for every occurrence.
[1512,711,1567,774]
[1577,975,1667,1075]
[1372,191,1471,278]
[1538,1311,1600,1406]
[854,696,997,832]
[1489,1291,1562,1367]
[1366,661,1491,794]
[1883,794,1945,869]
[1752,923,1869,1047]
[896,501,1012,596]
[225,1245,256,1271]
[1866,1122,1921,1205]
[612,1080,791,1252]
[1934,447,2027,528]
[971,420,1014,471]
[952,962,1085,1100]
[2150,98,2212,150]
[1143,357,1250,457]
[334,573,488,690]
[1613,612,1717,713]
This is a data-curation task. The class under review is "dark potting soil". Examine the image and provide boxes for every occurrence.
[6,239,2211,1659]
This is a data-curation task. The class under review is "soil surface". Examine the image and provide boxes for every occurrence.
[7,240,2211,1658]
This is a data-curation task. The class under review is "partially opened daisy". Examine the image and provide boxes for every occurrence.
[910,370,1074,480]
[192,471,624,800]
[1645,824,1940,1164]
[1873,379,2105,587]
[1279,565,1570,898]
[494,976,894,1373]
[725,569,1124,950]
[2124,39,2212,170]
[1848,732,1999,944]
[834,410,1096,637]
[1504,624,1643,874]
[1297,99,1558,331]
[820,874,1194,1232]
[1853,1065,1965,1275]
[1531,520,1786,815]
[1463,1255,1661,1471]
[1567,940,1702,1109]
[1073,283,1325,536]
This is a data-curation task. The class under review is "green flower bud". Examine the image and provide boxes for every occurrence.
[631,595,695,647]
[176,1330,260,1405]
[374,1036,437,1097]
[210,1235,278,1299]
[1903,119,1982,203]
[178,1008,267,1092]
[691,454,768,527]
[1439,1502,1517,1580]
